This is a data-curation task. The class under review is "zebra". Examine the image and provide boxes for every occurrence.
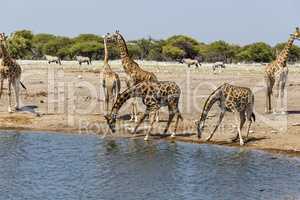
[45,55,61,65]
[179,58,201,68]
[76,56,91,65]
[212,62,226,71]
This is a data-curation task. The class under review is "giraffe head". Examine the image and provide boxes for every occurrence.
[291,27,300,40]
[104,114,117,133]
[103,33,113,43]
[105,30,123,44]
[0,33,8,45]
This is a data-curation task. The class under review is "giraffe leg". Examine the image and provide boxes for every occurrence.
[0,78,3,99]
[131,98,138,123]
[163,106,176,135]
[171,111,183,138]
[237,112,246,146]
[144,110,157,141]
[245,104,255,141]
[246,120,252,141]
[132,109,149,135]
[8,80,12,113]
[232,111,246,143]
[265,77,272,113]
[155,110,159,122]
[274,78,281,114]
[13,78,20,110]
[104,89,109,114]
[206,110,225,142]
[280,73,287,114]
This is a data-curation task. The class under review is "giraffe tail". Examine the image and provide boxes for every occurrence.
[177,112,183,121]
[0,80,3,99]
[20,81,27,90]
[251,113,256,122]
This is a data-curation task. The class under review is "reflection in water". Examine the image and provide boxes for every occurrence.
[0,131,299,200]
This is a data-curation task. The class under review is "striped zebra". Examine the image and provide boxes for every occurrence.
[76,56,91,65]
[179,58,201,68]
[45,55,61,65]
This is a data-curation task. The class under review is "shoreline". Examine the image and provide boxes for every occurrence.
[1,125,300,157]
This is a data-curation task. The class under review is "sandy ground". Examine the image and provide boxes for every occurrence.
[1,60,300,156]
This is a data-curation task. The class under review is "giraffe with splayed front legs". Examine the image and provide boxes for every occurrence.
[102,33,121,114]
[105,81,182,141]
[106,30,158,122]
[196,83,255,146]
[0,33,26,113]
[265,27,300,114]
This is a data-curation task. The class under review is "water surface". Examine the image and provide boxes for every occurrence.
[0,131,299,200]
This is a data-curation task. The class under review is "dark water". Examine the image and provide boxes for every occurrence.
[0,131,299,200]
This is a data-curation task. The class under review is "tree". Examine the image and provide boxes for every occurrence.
[43,36,73,59]
[162,45,185,60]
[146,40,165,61]
[237,42,274,63]
[70,34,103,59]
[7,30,34,59]
[32,33,56,58]
[162,35,200,60]
[200,41,240,63]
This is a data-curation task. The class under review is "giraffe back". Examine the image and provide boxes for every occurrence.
[221,83,254,112]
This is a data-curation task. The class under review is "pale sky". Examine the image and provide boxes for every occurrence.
[1,0,299,45]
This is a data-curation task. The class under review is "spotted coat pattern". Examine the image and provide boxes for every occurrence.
[105,81,182,141]
[197,83,255,146]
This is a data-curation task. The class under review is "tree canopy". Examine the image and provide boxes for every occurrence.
[3,29,300,63]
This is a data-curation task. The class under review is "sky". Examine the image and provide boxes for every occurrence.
[0,0,299,45]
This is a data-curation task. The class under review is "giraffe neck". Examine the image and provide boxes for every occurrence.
[103,38,109,65]
[198,85,223,128]
[0,43,13,66]
[276,36,295,67]
[116,34,130,59]
[110,84,142,116]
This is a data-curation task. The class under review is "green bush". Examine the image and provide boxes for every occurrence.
[3,29,300,63]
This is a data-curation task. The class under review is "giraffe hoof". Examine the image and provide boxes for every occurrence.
[8,107,13,113]
[170,133,176,138]
[144,136,149,141]
[239,141,245,146]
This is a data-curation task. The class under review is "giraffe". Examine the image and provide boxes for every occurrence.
[105,81,183,141]
[265,27,300,114]
[106,30,158,122]
[196,83,255,146]
[0,33,26,113]
[102,33,121,114]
